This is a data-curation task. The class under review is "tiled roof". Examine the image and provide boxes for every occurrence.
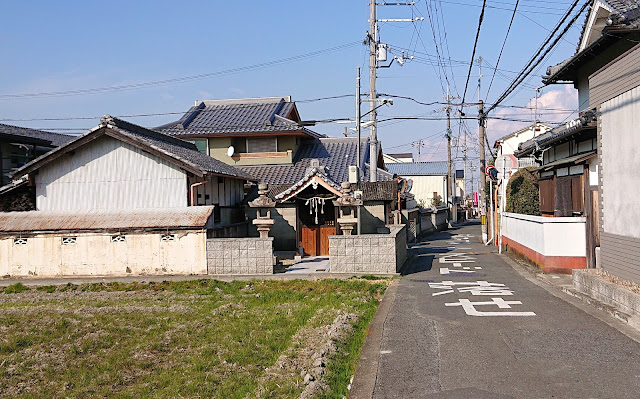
[546,0,640,83]
[102,116,255,180]
[155,97,322,138]
[0,206,215,233]
[0,123,73,147]
[356,181,397,201]
[238,137,394,188]
[386,161,448,176]
[515,110,597,157]
[274,166,343,200]
[10,116,256,181]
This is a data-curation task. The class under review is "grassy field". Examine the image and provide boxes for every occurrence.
[0,278,388,398]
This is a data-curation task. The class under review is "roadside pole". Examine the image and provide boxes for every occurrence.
[478,100,488,243]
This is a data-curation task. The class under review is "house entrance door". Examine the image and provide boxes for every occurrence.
[301,225,336,256]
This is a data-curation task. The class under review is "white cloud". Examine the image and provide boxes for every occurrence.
[486,85,578,143]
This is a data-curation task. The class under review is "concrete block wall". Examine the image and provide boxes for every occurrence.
[419,206,448,235]
[206,237,274,275]
[329,225,406,274]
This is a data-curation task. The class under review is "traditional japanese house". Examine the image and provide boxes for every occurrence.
[157,97,397,255]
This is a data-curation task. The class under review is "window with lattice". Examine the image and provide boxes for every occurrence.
[13,238,27,246]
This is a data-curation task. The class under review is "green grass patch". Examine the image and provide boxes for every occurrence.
[4,283,29,294]
[0,278,387,398]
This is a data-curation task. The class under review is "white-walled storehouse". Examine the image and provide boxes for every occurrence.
[1,116,256,277]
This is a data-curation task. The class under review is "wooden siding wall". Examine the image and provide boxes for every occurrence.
[589,43,640,108]
[190,176,244,207]
[36,136,187,211]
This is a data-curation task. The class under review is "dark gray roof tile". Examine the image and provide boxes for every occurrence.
[11,116,256,182]
[386,161,448,176]
[156,97,322,138]
[0,123,73,147]
[238,137,393,186]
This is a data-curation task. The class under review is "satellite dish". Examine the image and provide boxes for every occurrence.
[227,146,235,157]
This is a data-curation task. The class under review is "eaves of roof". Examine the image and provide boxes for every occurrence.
[9,116,256,182]
[515,110,597,157]
[537,151,597,171]
[0,206,215,234]
[0,123,73,147]
[545,3,640,85]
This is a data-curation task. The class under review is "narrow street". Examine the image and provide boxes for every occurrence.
[373,221,640,399]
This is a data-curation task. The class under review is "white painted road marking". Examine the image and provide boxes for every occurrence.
[429,281,514,296]
[445,298,536,316]
[440,268,476,275]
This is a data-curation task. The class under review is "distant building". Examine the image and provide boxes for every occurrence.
[383,153,413,163]
[386,161,449,207]
[0,123,73,186]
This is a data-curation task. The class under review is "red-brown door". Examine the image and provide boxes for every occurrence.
[302,227,318,256]
[319,226,335,256]
[301,226,335,256]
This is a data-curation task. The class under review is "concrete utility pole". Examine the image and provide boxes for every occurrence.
[445,85,457,224]
[412,140,424,162]
[356,67,362,235]
[369,0,378,182]
[479,100,488,243]
[367,1,422,182]
[356,67,362,188]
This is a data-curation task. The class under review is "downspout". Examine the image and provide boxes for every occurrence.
[190,180,208,206]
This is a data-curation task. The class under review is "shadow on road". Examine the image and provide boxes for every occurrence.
[401,220,480,276]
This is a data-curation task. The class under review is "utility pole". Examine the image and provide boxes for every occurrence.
[478,100,488,243]
[445,85,457,224]
[367,1,422,182]
[412,140,424,162]
[356,67,362,235]
[369,0,378,182]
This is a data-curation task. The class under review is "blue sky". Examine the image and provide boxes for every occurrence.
[0,0,584,176]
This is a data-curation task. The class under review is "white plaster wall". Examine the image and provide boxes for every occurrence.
[36,136,187,211]
[0,231,207,277]
[406,175,447,206]
[502,213,586,257]
[600,86,640,239]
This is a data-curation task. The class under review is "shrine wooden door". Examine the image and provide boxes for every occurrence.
[301,226,318,256]
[301,226,335,256]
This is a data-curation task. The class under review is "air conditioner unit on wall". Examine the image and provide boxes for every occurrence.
[349,165,358,184]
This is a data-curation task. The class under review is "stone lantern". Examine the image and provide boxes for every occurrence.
[333,182,362,236]
[249,183,276,238]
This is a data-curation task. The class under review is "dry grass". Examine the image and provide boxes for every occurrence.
[0,278,388,398]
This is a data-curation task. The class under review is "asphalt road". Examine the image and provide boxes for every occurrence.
[373,222,640,399]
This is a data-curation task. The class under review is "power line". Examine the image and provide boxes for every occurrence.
[0,42,360,100]
[486,0,519,99]
[486,0,589,114]
[461,0,487,108]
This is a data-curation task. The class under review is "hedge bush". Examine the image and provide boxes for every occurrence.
[506,167,540,216]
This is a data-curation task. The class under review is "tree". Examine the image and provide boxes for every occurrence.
[505,167,540,216]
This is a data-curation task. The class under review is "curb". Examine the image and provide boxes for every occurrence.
[349,278,399,399]
[561,286,636,327]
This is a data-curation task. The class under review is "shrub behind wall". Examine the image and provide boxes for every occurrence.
[506,167,540,216]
